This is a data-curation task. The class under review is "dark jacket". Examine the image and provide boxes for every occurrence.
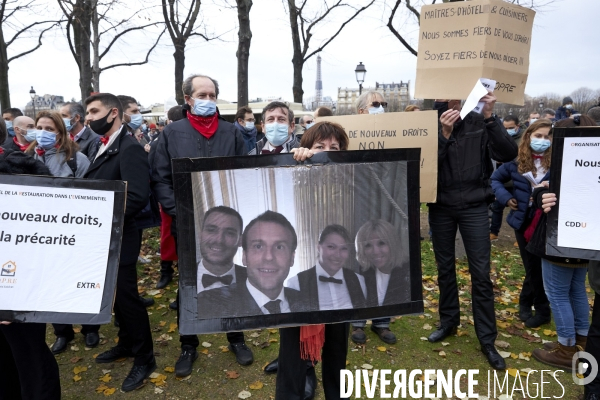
[151,109,246,217]
[296,266,366,310]
[84,126,150,265]
[589,261,600,294]
[491,161,550,231]
[0,148,50,175]
[555,106,579,121]
[73,126,100,160]
[234,121,257,153]
[197,281,306,319]
[248,134,300,155]
[362,267,410,307]
[2,137,25,152]
[433,112,518,209]
[525,186,588,267]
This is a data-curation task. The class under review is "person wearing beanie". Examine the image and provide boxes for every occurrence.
[555,96,579,121]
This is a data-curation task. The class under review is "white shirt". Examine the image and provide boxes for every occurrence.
[375,269,392,307]
[263,135,294,153]
[73,126,86,142]
[196,260,236,293]
[533,159,546,184]
[94,128,121,161]
[246,280,290,314]
[286,262,366,311]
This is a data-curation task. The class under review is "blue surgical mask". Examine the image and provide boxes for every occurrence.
[34,130,57,149]
[306,122,315,129]
[530,138,551,153]
[193,99,217,116]
[24,129,37,142]
[5,120,15,136]
[507,128,518,136]
[244,121,255,131]
[368,106,384,115]
[63,118,75,132]
[265,122,290,146]
[127,113,144,131]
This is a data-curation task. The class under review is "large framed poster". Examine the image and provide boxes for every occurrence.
[0,174,126,324]
[546,127,600,261]
[173,149,423,335]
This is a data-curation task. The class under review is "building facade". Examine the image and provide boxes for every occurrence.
[24,94,66,118]
[337,81,411,113]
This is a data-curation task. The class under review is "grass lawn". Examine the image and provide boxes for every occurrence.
[52,213,593,399]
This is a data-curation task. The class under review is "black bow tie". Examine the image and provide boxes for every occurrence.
[202,274,233,288]
[319,275,343,284]
[264,299,282,314]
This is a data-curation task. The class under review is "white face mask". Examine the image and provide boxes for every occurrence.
[530,118,538,124]
[368,106,384,115]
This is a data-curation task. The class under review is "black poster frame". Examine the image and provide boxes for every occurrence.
[173,149,423,334]
[0,174,126,324]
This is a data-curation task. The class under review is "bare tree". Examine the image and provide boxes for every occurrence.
[287,0,375,104]
[162,0,225,105]
[236,0,252,107]
[570,87,597,112]
[0,0,62,108]
[59,0,164,101]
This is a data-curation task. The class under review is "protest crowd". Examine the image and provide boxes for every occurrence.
[1,71,600,400]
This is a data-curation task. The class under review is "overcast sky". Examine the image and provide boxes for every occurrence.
[6,0,599,110]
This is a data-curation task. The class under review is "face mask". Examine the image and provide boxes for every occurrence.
[433,102,449,118]
[529,118,538,124]
[34,130,57,149]
[368,106,384,115]
[192,98,216,116]
[244,121,255,131]
[507,128,518,136]
[265,122,290,146]
[127,113,143,131]
[24,129,37,142]
[530,138,551,153]
[5,120,15,136]
[89,109,115,136]
[565,104,573,110]
[305,122,315,130]
[63,118,75,132]
[141,123,147,130]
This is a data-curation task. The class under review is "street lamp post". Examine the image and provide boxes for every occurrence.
[539,100,544,111]
[355,62,366,95]
[29,86,37,118]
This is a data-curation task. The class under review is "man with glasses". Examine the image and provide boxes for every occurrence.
[299,115,314,131]
[234,106,258,153]
[151,74,251,378]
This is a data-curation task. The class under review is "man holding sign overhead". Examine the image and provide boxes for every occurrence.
[427,93,517,370]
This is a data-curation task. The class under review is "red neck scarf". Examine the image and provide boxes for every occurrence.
[35,147,45,156]
[532,154,544,159]
[0,147,4,155]
[99,136,109,145]
[187,112,219,139]
[13,136,29,152]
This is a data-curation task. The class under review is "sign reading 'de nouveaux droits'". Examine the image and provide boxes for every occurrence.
[414,0,535,106]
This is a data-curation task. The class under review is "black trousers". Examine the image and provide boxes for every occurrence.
[585,292,600,394]
[0,323,61,400]
[114,261,154,365]
[276,323,349,400]
[514,227,550,316]
[429,203,497,346]
[52,323,99,340]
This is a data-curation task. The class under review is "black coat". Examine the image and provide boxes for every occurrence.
[434,112,518,209]
[151,109,246,217]
[296,266,366,310]
[362,267,410,307]
[0,148,50,175]
[74,126,100,160]
[2,137,23,153]
[84,126,150,265]
[197,280,307,319]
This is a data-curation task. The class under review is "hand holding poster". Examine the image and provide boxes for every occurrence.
[0,174,126,323]
[546,127,600,261]
[414,0,535,106]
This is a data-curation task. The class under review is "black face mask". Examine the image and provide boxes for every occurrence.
[89,109,115,136]
[433,102,449,119]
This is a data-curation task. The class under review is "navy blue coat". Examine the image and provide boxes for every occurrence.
[491,160,549,230]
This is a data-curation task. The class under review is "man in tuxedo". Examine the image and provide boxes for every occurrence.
[199,211,305,317]
[286,224,366,311]
[83,93,155,392]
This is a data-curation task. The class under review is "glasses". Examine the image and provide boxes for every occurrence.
[245,118,256,122]
[371,102,388,108]
[305,120,314,124]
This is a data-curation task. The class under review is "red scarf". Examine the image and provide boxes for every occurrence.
[532,154,544,159]
[187,112,219,139]
[0,147,4,155]
[300,324,325,363]
[35,147,45,156]
[13,137,29,152]
[99,136,109,145]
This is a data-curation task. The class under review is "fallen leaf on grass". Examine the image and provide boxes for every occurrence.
[519,352,530,361]
[219,346,230,353]
[70,356,82,363]
[95,384,109,393]
[102,369,111,375]
[456,330,468,337]
[269,339,278,343]
[202,342,212,347]
[168,323,177,333]
[164,366,175,373]
[154,387,164,394]
[150,374,167,386]
[159,321,167,327]
[92,354,99,359]
[249,381,264,390]
[227,370,240,379]
[376,346,387,352]
[422,324,433,330]
[73,366,87,374]
[103,388,116,396]
[73,375,81,382]
[175,375,192,381]
[70,345,80,351]
[238,390,252,399]
[495,340,510,349]
[200,349,209,355]
[441,342,450,347]
[268,329,278,334]
[500,333,513,338]
[507,368,520,377]
[497,321,510,329]
[543,329,557,337]
[510,353,519,359]
[99,374,112,383]
[361,364,373,370]
[497,351,511,358]
[420,337,428,341]
[438,351,446,358]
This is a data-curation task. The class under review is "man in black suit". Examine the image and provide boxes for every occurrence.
[59,102,100,159]
[83,93,155,392]
[199,211,305,318]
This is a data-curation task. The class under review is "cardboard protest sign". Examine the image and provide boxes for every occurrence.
[0,175,126,324]
[546,127,600,261]
[172,150,423,334]
[320,111,438,203]
[414,0,535,106]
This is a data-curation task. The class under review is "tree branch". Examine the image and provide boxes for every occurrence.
[405,0,420,22]
[161,0,179,42]
[7,22,60,63]
[182,0,202,38]
[386,0,418,56]
[99,22,160,60]
[100,28,165,72]
[6,19,62,48]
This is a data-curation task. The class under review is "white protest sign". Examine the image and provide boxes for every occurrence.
[556,137,600,251]
[460,78,495,120]
[0,184,114,313]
